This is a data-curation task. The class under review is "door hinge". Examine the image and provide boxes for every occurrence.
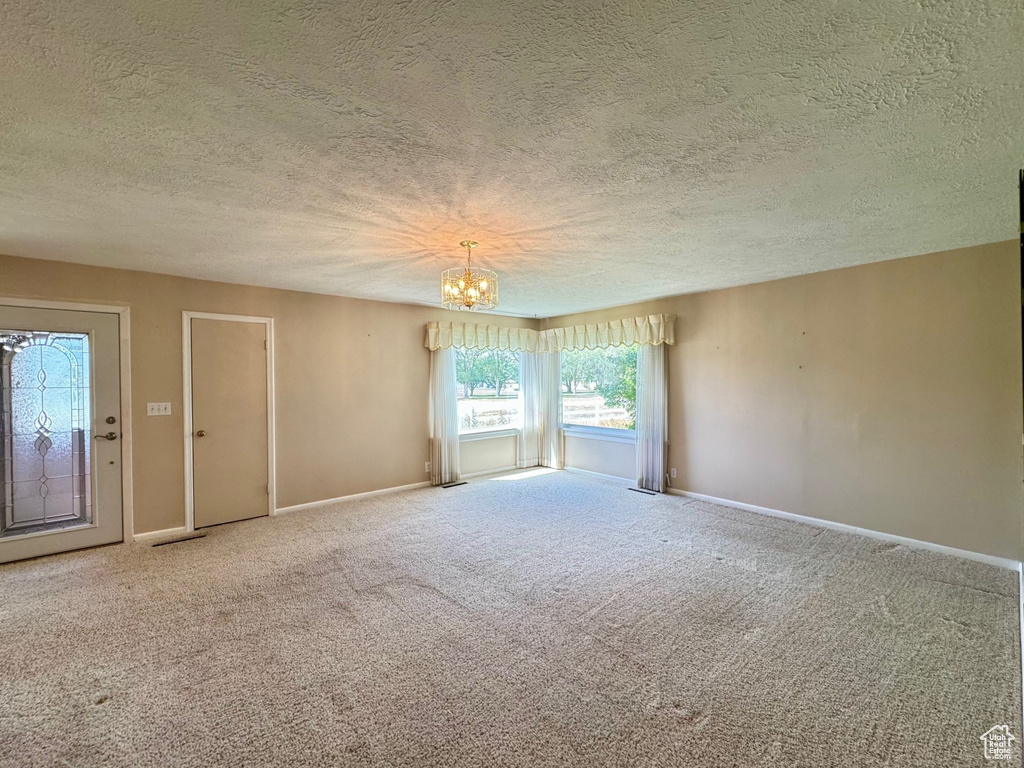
[264,339,268,350]
[266,483,271,494]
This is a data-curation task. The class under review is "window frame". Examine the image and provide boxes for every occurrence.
[458,427,520,442]
[560,423,636,443]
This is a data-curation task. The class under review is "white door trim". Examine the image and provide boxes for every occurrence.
[182,311,276,532]
[0,297,133,543]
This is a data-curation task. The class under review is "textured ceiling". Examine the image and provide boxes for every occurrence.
[1,1,1022,317]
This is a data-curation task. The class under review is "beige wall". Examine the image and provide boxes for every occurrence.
[0,254,538,534]
[460,434,518,476]
[564,435,635,480]
[545,241,1023,560]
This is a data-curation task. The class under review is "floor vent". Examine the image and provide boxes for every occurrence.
[442,481,468,489]
[629,487,657,496]
[151,533,206,547]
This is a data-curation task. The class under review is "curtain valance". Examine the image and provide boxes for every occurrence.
[538,314,675,351]
[425,322,539,352]
[425,314,676,352]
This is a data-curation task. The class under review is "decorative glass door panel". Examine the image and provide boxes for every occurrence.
[2,331,92,535]
[0,307,121,564]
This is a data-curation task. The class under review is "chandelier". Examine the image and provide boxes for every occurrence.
[441,240,499,311]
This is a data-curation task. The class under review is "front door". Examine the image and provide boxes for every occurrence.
[0,305,123,564]
[189,317,270,528]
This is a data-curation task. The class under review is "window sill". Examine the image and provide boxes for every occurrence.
[561,425,636,444]
[459,428,520,442]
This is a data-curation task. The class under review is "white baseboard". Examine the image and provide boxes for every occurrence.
[564,466,633,485]
[133,526,189,543]
[275,481,431,515]
[668,489,1021,571]
[462,465,519,480]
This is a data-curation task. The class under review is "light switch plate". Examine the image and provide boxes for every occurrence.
[147,402,172,416]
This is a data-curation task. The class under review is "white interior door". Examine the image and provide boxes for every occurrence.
[188,316,271,529]
[0,306,122,564]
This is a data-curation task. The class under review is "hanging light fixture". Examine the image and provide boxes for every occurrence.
[441,240,499,311]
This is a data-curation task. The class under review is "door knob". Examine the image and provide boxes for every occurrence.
[94,432,118,441]
[195,430,207,437]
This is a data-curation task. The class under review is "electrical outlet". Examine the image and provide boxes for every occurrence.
[670,468,677,478]
[425,461,431,473]
[147,402,172,416]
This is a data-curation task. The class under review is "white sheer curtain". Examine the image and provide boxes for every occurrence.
[538,351,564,469]
[635,343,668,492]
[517,352,542,468]
[428,347,461,485]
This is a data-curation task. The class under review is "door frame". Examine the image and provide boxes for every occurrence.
[182,311,276,531]
[0,297,134,544]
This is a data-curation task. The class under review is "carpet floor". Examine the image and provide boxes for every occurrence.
[0,469,1019,767]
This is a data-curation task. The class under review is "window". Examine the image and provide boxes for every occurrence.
[455,347,521,434]
[560,346,637,430]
